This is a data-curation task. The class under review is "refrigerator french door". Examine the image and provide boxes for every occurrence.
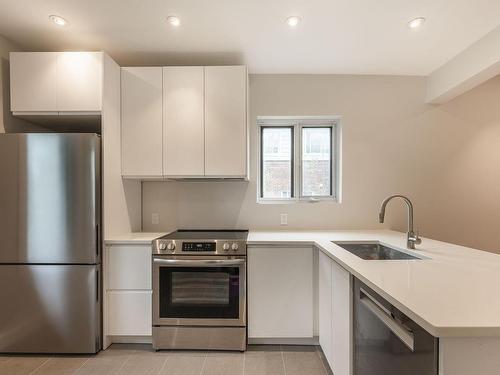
[0,133,101,353]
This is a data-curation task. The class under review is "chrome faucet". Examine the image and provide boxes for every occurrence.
[379,195,422,249]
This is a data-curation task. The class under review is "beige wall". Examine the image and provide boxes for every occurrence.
[142,74,500,254]
[0,35,44,133]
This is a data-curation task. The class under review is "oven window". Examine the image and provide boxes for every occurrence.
[159,267,240,319]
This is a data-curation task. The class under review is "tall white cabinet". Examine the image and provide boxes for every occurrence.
[319,252,352,375]
[10,51,103,113]
[163,66,205,177]
[121,67,163,178]
[120,65,248,179]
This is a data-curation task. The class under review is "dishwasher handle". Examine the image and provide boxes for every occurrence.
[360,288,415,352]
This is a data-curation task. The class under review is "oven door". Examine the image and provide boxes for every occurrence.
[153,256,246,327]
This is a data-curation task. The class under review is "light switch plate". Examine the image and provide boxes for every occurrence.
[280,213,288,225]
[151,213,160,225]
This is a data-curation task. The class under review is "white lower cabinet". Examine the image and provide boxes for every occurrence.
[319,252,352,375]
[104,244,152,342]
[319,251,334,365]
[248,246,313,339]
[107,291,152,336]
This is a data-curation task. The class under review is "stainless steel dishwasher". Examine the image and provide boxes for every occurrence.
[354,279,438,375]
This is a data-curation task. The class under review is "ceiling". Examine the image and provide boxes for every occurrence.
[1,0,500,75]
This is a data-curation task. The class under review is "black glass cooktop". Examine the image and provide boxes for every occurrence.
[160,230,248,241]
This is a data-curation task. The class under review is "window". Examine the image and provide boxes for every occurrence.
[258,117,341,203]
[261,127,293,198]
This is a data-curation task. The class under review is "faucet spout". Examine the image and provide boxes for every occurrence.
[378,195,421,249]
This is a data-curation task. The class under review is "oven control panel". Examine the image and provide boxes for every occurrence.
[153,239,247,255]
[182,242,216,252]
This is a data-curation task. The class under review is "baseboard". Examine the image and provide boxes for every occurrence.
[107,335,153,345]
[317,345,334,375]
[248,336,319,345]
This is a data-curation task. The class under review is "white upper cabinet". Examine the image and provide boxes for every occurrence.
[57,52,102,112]
[163,67,204,177]
[204,66,247,177]
[119,65,248,179]
[10,51,103,113]
[10,52,58,112]
[121,67,163,178]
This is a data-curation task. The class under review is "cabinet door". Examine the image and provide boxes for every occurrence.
[121,67,163,177]
[204,66,247,177]
[163,67,204,177]
[107,291,152,336]
[332,260,352,375]
[107,245,151,290]
[56,52,102,111]
[319,252,333,368]
[248,246,313,338]
[10,52,58,112]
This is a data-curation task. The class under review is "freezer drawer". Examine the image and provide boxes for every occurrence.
[0,265,101,353]
[0,133,100,264]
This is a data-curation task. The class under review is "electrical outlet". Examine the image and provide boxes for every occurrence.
[280,213,288,225]
[151,213,160,225]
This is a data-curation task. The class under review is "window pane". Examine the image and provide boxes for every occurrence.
[261,127,293,198]
[302,127,331,196]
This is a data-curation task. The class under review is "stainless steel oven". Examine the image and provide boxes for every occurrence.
[152,230,248,351]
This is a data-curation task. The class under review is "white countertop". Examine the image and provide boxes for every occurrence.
[104,232,166,245]
[248,230,500,338]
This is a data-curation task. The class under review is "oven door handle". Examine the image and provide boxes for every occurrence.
[153,258,245,267]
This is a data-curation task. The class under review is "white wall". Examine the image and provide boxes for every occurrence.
[0,35,44,133]
[142,74,500,253]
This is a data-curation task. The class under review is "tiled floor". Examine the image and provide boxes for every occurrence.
[0,344,333,375]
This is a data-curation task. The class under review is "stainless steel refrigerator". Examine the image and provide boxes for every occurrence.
[0,133,101,354]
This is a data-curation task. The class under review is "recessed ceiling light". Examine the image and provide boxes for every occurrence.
[408,17,426,29]
[166,15,181,27]
[286,16,301,28]
[49,15,68,27]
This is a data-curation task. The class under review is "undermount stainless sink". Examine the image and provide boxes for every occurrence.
[333,242,422,260]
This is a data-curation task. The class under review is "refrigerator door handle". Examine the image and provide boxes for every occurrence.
[96,268,99,302]
[95,224,99,258]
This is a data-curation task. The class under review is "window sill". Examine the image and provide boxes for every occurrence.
[257,197,339,205]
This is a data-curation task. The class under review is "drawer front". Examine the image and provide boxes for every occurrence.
[107,291,152,336]
[107,245,151,290]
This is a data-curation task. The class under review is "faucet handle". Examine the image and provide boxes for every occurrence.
[413,231,422,245]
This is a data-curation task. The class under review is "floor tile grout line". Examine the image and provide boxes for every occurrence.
[28,356,52,375]
[0,357,13,366]
[198,353,208,375]
[72,357,92,375]
[155,354,169,375]
[280,346,288,375]
[114,354,133,374]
